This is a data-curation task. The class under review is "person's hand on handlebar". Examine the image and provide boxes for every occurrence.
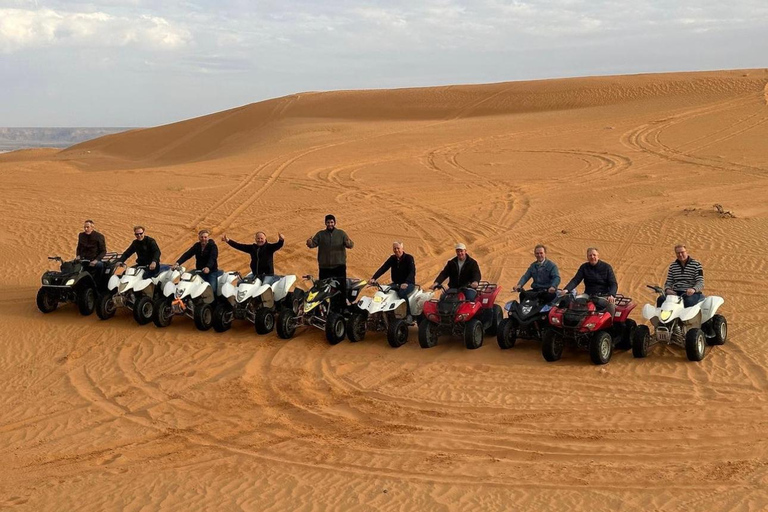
[431,282,441,290]
[470,281,479,289]
[547,286,556,294]
[607,295,616,304]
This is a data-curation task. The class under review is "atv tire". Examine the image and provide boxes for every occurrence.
[542,329,563,362]
[387,318,409,348]
[276,309,296,339]
[325,312,346,345]
[133,295,154,325]
[485,304,503,336]
[212,303,233,333]
[589,331,613,365]
[464,319,484,350]
[194,302,213,331]
[418,319,439,349]
[254,308,275,334]
[96,293,116,320]
[685,328,706,361]
[76,285,96,316]
[708,315,727,346]
[632,325,651,358]
[347,312,367,342]
[497,318,517,349]
[36,287,58,313]
[616,318,636,350]
[153,298,173,328]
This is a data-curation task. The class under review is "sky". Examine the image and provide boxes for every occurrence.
[1,0,767,127]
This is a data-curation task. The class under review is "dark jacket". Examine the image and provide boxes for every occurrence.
[372,253,416,285]
[564,261,617,296]
[76,231,107,261]
[119,236,161,267]
[177,240,218,272]
[435,255,481,289]
[228,238,283,275]
[517,259,560,290]
[309,228,353,269]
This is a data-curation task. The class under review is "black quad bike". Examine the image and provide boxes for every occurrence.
[36,253,121,315]
[497,289,557,349]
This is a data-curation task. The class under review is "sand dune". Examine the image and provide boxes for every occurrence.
[2,69,768,511]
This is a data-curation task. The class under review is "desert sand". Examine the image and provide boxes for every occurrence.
[2,69,768,511]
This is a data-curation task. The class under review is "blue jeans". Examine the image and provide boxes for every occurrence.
[202,270,223,296]
[461,288,477,301]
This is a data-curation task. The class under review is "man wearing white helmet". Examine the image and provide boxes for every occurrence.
[432,243,481,300]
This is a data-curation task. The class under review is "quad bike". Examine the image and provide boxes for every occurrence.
[633,285,727,361]
[543,292,636,365]
[152,269,233,331]
[346,282,435,347]
[96,264,183,325]
[211,273,298,334]
[497,288,557,349]
[418,282,502,350]
[276,275,367,344]
[36,253,121,315]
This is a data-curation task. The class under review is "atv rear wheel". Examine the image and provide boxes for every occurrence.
[133,296,154,325]
[387,318,409,348]
[194,303,213,331]
[685,328,706,361]
[542,329,563,362]
[76,285,96,316]
[464,319,484,350]
[497,318,517,349]
[276,308,296,339]
[589,331,613,365]
[212,303,233,332]
[418,319,439,349]
[347,312,367,342]
[153,298,173,328]
[96,293,116,320]
[708,315,727,346]
[325,312,346,345]
[632,325,651,358]
[36,287,58,313]
[254,308,275,334]
[485,304,503,336]
[616,318,636,350]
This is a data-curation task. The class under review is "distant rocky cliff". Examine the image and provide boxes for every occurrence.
[0,127,134,151]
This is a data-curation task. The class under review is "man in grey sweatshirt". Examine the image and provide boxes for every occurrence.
[306,214,354,307]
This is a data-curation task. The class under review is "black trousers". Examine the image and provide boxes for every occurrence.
[320,265,347,310]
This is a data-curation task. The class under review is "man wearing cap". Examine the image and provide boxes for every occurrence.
[307,214,354,307]
[432,243,482,301]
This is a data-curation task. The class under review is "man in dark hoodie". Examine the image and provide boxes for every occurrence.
[118,225,162,278]
[221,231,284,277]
[432,243,481,301]
[307,214,354,307]
[561,247,618,315]
[76,219,108,281]
[175,229,222,293]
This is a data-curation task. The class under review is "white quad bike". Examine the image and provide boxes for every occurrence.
[212,273,298,334]
[153,269,232,331]
[633,285,727,361]
[346,282,435,347]
[97,264,183,325]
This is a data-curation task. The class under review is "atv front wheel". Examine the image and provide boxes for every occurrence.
[76,285,96,316]
[153,298,173,328]
[542,329,563,362]
[632,325,651,358]
[418,319,439,349]
[497,318,517,349]
[96,293,116,320]
[254,308,275,335]
[133,296,154,325]
[464,319,484,350]
[276,309,296,339]
[36,287,58,313]
[194,303,213,331]
[212,303,233,332]
[325,312,346,345]
[685,328,706,361]
[589,331,613,365]
[708,315,727,346]
[387,318,409,348]
[347,312,367,342]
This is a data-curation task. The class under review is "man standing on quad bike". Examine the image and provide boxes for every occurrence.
[76,220,107,274]
[307,214,354,307]
[432,243,481,300]
[118,225,162,278]
[222,231,285,276]
[513,244,560,303]
[370,241,416,308]
[175,229,222,293]
[660,244,705,307]
[561,247,618,315]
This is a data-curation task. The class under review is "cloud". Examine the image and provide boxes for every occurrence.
[0,8,191,52]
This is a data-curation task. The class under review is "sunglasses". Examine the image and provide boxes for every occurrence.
[134,232,145,237]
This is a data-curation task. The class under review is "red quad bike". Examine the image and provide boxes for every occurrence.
[542,293,637,365]
[418,282,502,349]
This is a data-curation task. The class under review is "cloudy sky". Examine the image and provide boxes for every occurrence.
[1,0,767,127]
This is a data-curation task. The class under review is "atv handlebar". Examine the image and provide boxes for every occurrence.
[646,284,665,295]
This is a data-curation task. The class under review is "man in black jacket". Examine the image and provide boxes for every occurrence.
[432,243,481,301]
[76,220,107,264]
[222,231,284,276]
[175,229,222,293]
[370,241,416,301]
[119,225,162,278]
[561,247,618,314]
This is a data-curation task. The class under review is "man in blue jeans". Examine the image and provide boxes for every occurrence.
[370,241,416,309]
[175,230,222,295]
[659,244,705,307]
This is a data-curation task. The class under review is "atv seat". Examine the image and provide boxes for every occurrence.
[346,278,366,289]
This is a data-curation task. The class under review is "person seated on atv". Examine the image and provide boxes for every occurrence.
[512,244,560,303]
[307,214,354,308]
[370,241,416,312]
[222,231,285,280]
[76,219,107,277]
[118,225,162,278]
[660,244,705,307]
[561,247,618,315]
[432,243,481,301]
[175,229,223,294]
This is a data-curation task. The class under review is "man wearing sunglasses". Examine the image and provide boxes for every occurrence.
[118,225,162,278]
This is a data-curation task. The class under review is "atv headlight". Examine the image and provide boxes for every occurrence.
[43,278,49,285]
[65,278,75,286]
[585,322,597,330]
[551,317,561,325]
[660,310,672,322]
[457,313,470,321]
